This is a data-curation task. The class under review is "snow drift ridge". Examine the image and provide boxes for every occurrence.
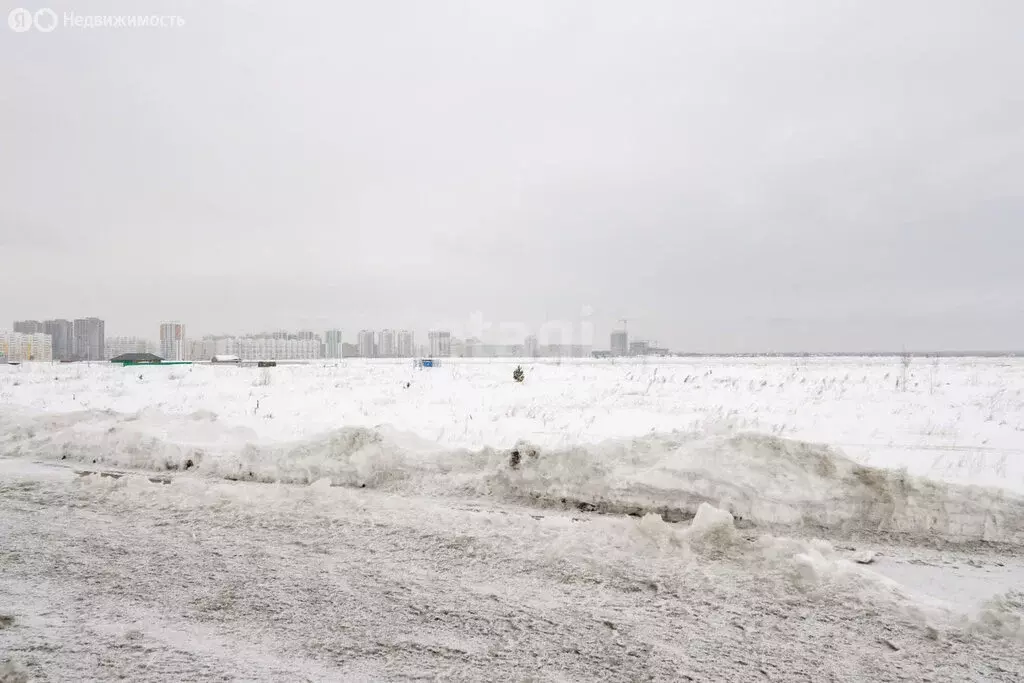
[2,408,1022,545]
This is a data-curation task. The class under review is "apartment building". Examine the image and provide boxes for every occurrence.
[0,332,52,362]
[378,329,397,358]
[196,335,322,361]
[396,330,415,358]
[159,322,186,361]
[73,318,105,361]
[187,338,218,361]
[357,330,376,358]
[13,320,43,335]
[44,319,74,360]
[324,330,343,359]
[428,330,451,357]
[610,330,629,357]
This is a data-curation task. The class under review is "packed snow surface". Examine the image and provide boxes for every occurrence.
[1,357,1023,680]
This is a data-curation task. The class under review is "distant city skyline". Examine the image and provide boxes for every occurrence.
[9,315,622,360]
[9,311,1024,356]
[6,311,1024,362]
[15,315,609,349]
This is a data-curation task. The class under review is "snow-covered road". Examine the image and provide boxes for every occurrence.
[3,460,1021,682]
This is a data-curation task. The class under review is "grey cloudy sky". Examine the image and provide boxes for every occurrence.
[2,0,1022,351]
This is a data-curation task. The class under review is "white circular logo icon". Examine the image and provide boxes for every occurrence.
[8,7,33,32]
[33,8,57,32]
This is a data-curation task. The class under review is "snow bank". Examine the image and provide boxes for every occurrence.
[972,591,1024,639]
[602,503,1022,641]
[3,357,1023,491]
[3,407,1022,545]
[632,503,905,599]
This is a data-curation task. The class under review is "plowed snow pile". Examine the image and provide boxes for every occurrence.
[1,359,1023,680]
[3,407,1021,545]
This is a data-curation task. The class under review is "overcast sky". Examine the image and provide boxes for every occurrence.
[2,0,1022,351]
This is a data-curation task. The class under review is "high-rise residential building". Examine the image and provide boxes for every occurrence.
[159,321,186,361]
[342,342,359,358]
[73,318,105,360]
[357,330,376,358]
[324,330,343,359]
[396,330,415,358]
[44,319,74,360]
[0,332,52,362]
[378,329,397,358]
[105,337,155,360]
[610,330,629,357]
[13,320,43,335]
[428,330,451,357]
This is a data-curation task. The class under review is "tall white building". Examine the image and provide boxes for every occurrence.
[378,329,397,358]
[396,330,415,358]
[357,330,376,358]
[0,332,52,362]
[324,330,343,359]
[159,322,186,361]
[428,330,451,357]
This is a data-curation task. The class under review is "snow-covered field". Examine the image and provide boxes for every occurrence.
[1,357,1023,681]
